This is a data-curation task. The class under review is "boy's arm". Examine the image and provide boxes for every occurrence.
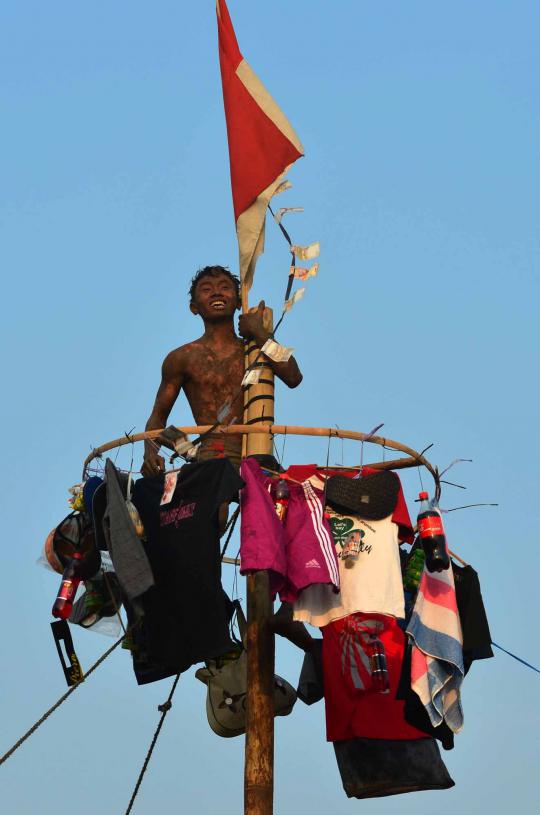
[238,300,303,389]
[142,351,185,476]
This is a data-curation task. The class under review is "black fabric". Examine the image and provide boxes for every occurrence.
[53,511,101,580]
[453,563,493,673]
[91,482,109,552]
[325,471,399,520]
[397,560,493,746]
[50,620,84,687]
[130,459,244,685]
[82,476,103,521]
[248,453,284,473]
[333,736,454,799]
[297,640,324,705]
[397,644,455,750]
[121,601,169,686]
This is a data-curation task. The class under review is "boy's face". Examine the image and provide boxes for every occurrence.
[190,273,240,322]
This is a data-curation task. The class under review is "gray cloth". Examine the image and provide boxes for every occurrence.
[334,736,455,799]
[103,459,154,600]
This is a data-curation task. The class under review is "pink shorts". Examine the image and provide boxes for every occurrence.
[240,458,340,602]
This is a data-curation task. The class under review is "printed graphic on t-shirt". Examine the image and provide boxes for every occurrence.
[294,505,406,624]
[160,471,179,506]
[160,501,196,527]
[328,516,373,557]
[129,459,244,685]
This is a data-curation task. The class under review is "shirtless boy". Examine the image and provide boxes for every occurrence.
[141,265,312,650]
[141,264,302,476]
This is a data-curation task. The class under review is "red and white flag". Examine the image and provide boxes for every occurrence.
[216,0,304,294]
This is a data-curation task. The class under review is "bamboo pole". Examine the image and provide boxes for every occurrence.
[241,293,275,815]
[242,306,275,456]
[244,567,274,815]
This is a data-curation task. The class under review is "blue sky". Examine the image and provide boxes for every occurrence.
[1,2,539,812]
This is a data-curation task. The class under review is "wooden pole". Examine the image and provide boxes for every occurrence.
[244,569,274,814]
[241,291,275,815]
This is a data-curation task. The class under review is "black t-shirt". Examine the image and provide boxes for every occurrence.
[130,459,244,684]
[453,563,493,673]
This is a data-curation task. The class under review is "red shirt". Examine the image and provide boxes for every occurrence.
[323,613,427,742]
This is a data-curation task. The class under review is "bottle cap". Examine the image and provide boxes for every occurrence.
[418,491,429,500]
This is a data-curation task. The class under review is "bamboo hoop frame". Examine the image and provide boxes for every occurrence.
[82,424,439,490]
[83,423,470,567]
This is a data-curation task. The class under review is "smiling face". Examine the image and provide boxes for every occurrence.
[190,272,240,322]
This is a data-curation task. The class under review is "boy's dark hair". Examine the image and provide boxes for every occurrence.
[189,265,241,303]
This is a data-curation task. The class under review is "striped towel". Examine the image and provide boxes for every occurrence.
[406,562,464,733]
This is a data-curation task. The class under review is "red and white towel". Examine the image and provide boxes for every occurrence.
[406,562,464,733]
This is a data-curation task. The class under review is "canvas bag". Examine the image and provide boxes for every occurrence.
[195,601,296,738]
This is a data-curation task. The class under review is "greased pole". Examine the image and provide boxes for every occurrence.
[241,282,275,815]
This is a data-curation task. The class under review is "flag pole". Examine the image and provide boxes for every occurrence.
[242,282,276,815]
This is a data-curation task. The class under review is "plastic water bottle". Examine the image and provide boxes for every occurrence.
[404,547,425,591]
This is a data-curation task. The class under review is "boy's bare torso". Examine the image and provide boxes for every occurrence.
[173,337,245,428]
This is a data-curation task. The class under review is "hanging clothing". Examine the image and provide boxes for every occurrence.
[397,560,493,745]
[82,476,103,522]
[102,459,155,602]
[397,644,455,750]
[296,639,324,705]
[406,561,464,734]
[239,457,287,594]
[289,465,413,626]
[333,736,454,799]
[129,459,244,685]
[453,562,493,673]
[322,613,427,742]
[239,458,340,602]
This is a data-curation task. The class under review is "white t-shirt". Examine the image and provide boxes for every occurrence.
[293,489,406,626]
